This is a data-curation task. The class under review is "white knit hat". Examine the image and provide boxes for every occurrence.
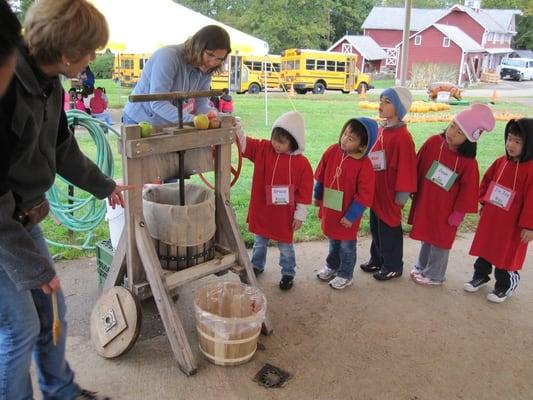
[272,111,306,154]
[381,87,413,120]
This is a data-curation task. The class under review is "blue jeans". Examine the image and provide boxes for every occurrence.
[0,225,80,400]
[326,239,357,279]
[251,235,296,277]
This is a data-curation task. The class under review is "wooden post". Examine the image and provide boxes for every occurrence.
[122,125,145,289]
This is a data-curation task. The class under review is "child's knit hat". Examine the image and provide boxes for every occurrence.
[454,104,495,142]
[380,87,413,120]
[272,111,306,154]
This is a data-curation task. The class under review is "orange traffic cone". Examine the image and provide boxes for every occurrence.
[490,89,497,104]
[359,84,367,100]
[289,84,295,97]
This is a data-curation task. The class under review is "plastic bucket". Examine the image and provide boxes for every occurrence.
[193,282,267,366]
[105,200,125,250]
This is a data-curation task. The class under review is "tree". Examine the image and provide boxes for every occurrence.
[329,0,375,41]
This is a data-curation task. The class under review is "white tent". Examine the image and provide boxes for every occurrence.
[89,0,269,55]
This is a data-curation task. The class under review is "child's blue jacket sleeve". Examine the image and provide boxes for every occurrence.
[313,181,324,200]
[344,200,366,222]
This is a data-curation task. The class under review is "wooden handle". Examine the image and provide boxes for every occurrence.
[129,89,223,103]
[51,291,61,346]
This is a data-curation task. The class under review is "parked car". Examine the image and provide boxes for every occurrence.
[500,58,533,81]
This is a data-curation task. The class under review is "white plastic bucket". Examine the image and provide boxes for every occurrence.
[105,200,125,250]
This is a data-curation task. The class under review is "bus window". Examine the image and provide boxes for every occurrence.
[273,63,281,72]
[317,60,325,71]
[306,59,315,70]
[327,61,335,71]
[337,62,345,72]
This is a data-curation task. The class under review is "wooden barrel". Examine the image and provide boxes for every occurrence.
[194,282,266,366]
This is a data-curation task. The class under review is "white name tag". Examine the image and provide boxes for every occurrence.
[369,150,386,171]
[272,186,290,204]
[485,181,515,211]
[425,161,458,191]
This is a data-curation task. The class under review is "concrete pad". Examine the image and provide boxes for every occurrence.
[46,233,533,400]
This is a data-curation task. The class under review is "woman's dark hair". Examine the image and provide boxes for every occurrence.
[440,131,476,158]
[272,127,298,152]
[339,119,368,147]
[184,25,231,74]
[0,0,22,65]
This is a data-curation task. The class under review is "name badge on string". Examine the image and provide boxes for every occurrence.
[266,185,294,206]
[484,181,516,211]
[425,160,458,191]
[323,187,344,211]
[369,150,386,171]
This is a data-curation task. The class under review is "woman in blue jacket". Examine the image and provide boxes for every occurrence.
[123,25,231,125]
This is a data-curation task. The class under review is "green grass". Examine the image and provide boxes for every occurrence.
[46,90,532,259]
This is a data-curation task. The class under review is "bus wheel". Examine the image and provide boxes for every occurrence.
[357,82,368,94]
[295,88,307,95]
[312,82,326,94]
[248,83,261,94]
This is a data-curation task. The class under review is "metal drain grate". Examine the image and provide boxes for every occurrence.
[253,364,291,388]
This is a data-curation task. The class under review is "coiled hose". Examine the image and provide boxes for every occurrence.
[46,110,120,250]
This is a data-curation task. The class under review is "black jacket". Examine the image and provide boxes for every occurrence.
[0,47,115,291]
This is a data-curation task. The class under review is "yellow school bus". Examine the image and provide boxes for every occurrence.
[211,55,281,94]
[112,53,151,87]
[280,49,372,94]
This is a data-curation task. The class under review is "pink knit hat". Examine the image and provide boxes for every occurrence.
[454,104,495,142]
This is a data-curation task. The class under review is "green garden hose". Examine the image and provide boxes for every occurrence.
[46,110,120,250]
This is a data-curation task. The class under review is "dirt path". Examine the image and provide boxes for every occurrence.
[47,233,533,400]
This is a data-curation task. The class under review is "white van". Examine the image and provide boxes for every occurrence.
[500,58,533,81]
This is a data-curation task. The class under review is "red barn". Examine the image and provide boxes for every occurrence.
[361,3,521,83]
[327,35,387,73]
[396,23,485,85]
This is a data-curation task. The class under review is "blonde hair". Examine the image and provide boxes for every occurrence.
[24,0,109,65]
[184,25,231,74]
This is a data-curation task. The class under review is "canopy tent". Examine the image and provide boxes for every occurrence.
[89,0,269,55]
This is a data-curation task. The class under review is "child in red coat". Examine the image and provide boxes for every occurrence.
[314,117,377,289]
[360,87,417,281]
[465,118,533,303]
[236,111,313,290]
[408,104,495,285]
[218,88,234,114]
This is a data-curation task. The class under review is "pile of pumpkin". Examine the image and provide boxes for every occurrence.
[359,100,450,113]
[378,111,523,124]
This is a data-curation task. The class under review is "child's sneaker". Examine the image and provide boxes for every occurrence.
[487,289,512,303]
[410,267,422,277]
[317,266,336,281]
[463,277,490,292]
[279,275,294,290]
[328,276,353,290]
[413,274,442,286]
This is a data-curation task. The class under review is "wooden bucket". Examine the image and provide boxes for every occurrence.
[194,282,266,366]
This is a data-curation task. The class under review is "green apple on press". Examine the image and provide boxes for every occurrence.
[139,121,153,138]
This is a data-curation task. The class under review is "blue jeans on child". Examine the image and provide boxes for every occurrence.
[0,225,80,400]
[92,110,112,126]
[251,235,296,277]
[326,239,357,279]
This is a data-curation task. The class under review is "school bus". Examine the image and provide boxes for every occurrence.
[211,55,282,94]
[112,53,151,87]
[280,49,372,94]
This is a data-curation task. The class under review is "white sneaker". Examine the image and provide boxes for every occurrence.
[487,289,511,303]
[328,276,353,290]
[410,267,422,277]
[413,274,443,286]
[317,266,336,281]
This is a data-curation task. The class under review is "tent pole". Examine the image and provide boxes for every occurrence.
[264,56,268,126]
[399,0,412,86]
